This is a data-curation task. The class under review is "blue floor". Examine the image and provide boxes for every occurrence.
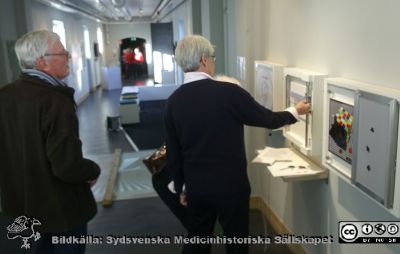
[122,100,166,150]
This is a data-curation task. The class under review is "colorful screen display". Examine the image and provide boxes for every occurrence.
[328,99,354,164]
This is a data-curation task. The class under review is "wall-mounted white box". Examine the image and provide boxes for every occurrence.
[323,77,400,216]
[283,67,326,158]
[254,61,285,111]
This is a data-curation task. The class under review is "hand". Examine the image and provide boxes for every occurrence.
[295,100,312,115]
[180,192,188,206]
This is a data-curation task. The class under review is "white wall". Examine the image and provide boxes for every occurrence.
[0,0,19,85]
[160,0,193,85]
[207,0,225,75]
[30,1,104,102]
[200,0,210,38]
[225,1,400,254]
[264,0,399,88]
[160,0,226,83]
[160,0,193,37]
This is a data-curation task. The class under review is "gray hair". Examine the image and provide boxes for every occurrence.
[175,35,215,72]
[14,30,60,69]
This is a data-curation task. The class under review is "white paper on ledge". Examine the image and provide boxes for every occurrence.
[252,146,294,165]
[252,146,321,177]
[268,160,313,178]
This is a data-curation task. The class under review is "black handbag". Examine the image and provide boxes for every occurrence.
[142,145,167,175]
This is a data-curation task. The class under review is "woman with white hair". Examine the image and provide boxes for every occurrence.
[164,34,311,254]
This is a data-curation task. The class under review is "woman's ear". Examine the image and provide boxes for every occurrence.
[200,55,207,66]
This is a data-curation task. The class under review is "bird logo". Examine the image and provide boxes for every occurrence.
[6,215,41,249]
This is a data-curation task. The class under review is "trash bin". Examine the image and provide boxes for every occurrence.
[107,116,121,132]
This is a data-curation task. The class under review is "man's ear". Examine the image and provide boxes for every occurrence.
[35,57,47,71]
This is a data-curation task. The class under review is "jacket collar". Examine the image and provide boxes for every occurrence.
[184,72,213,84]
[19,73,75,98]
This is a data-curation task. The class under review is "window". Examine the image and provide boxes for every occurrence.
[83,28,91,59]
[153,51,174,83]
[96,27,104,54]
[52,20,66,47]
[145,43,152,64]
[162,54,173,72]
[77,55,83,91]
[153,51,162,83]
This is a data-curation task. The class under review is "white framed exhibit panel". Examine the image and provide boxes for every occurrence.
[323,77,400,217]
[322,80,355,178]
[283,67,326,158]
[254,61,285,111]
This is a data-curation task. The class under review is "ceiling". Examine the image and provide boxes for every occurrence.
[36,0,186,23]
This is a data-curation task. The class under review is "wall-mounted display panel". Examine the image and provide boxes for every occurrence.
[352,91,398,208]
[328,100,353,163]
[254,61,284,111]
[323,80,355,178]
[323,78,400,217]
[283,68,326,159]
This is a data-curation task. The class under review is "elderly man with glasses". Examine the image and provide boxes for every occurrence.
[0,30,100,254]
[164,35,311,254]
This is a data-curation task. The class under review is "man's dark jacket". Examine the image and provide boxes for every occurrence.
[164,79,297,196]
[0,74,100,233]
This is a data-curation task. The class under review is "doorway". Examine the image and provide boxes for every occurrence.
[120,37,148,84]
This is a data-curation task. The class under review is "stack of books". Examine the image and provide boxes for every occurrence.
[120,86,139,105]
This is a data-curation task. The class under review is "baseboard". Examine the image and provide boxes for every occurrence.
[250,196,308,254]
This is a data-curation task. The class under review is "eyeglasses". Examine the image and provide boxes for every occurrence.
[211,55,216,62]
[44,51,71,58]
